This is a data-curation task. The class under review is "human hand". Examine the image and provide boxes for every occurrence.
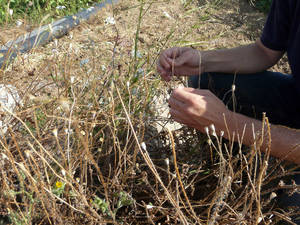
[157,47,202,81]
[168,87,233,135]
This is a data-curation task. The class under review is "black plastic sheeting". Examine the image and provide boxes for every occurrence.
[0,0,118,69]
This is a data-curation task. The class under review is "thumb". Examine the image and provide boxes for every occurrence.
[166,53,186,67]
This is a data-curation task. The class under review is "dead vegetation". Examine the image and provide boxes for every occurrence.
[0,0,298,224]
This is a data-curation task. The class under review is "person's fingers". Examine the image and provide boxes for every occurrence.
[161,47,182,69]
[168,96,186,110]
[170,108,201,128]
[172,87,211,102]
[159,47,199,78]
[170,106,208,130]
[162,73,171,81]
[157,62,172,81]
[159,49,174,70]
[164,47,179,58]
[164,48,181,66]
[157,63,165,75]
[169,107,187,122]
[171,87,201,104]
[172,54,187,67]
[172,117,186,125]
[170,47,180,59]
[172,48,194,66]
[180,87,209,95]
[160,56,171,70]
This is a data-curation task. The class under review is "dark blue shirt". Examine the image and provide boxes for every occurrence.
[261,0,300,95]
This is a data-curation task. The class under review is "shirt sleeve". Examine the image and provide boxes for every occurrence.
[260,0,291,51]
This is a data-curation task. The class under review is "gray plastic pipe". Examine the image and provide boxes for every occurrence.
[0,0,118,69]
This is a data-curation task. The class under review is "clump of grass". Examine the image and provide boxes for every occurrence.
[0,0,298,224]
[0,0,103,25]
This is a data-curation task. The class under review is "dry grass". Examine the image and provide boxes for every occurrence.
[0,0,298,224]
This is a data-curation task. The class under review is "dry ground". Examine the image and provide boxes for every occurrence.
[0,0,290,94]
[0,0,297,224]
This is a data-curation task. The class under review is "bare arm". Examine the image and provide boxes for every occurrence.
[202,40,284,74]
[226,112,300,164]
[169,88,300,165]
[157,40,284,81]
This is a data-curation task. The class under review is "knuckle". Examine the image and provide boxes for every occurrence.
[187,97,196,106]
[185,106,194,116]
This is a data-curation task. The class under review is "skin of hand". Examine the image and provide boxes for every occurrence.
[169,87,300,164]
[157,41,284,80]
[157,47,201,81]
[157,44,300,164]
[169,87,232,134]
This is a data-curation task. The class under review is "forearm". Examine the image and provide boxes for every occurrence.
[224,112,300,164]
[201,40,283,74]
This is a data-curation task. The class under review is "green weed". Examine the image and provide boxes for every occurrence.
[0,0,103,25]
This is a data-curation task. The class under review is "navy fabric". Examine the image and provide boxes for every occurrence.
[189,72,300,223]
[260,0,300,96]
[189,72,300,129]
[187,0,300,221]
